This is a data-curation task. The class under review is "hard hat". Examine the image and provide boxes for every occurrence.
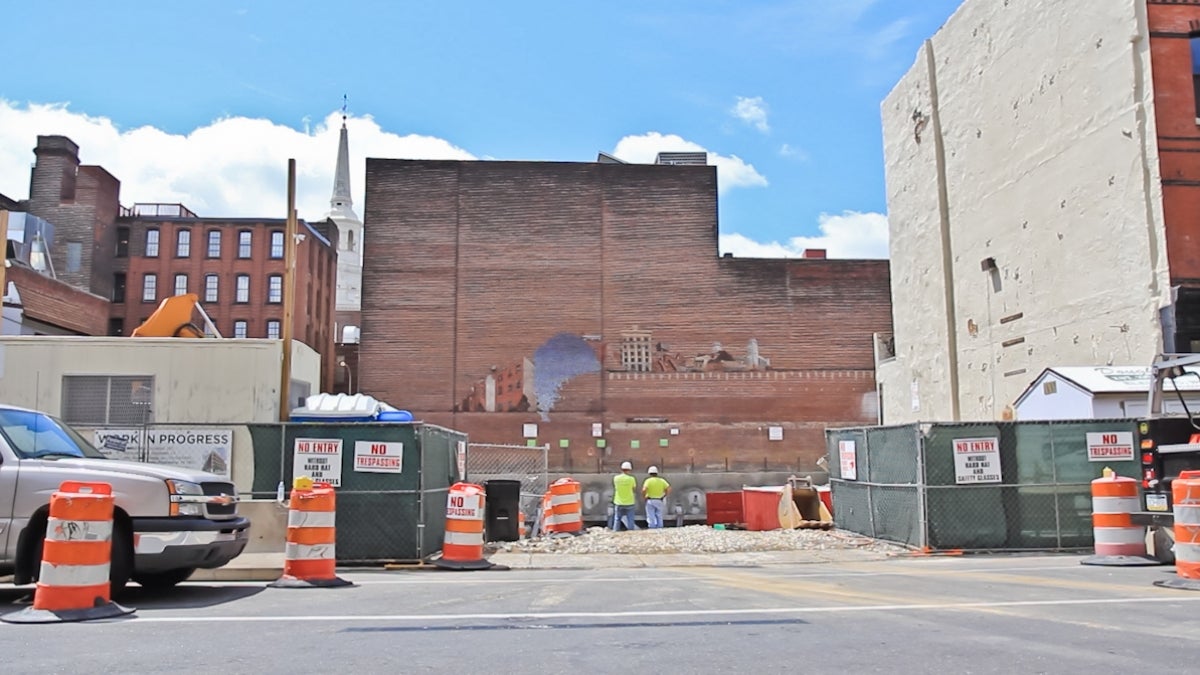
[648,466,659,474]
[620,461,633,470]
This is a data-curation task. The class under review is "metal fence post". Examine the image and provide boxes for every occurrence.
[1048,421,1062,550]
[864,429,877,539]
[916,423,929,550]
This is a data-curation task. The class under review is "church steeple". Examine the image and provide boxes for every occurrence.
[330,98,356,218]
[327,95,363,315]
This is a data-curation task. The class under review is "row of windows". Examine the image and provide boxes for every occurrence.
[138,273,283,303]
[107,318,282,340]
[138,228,286,259]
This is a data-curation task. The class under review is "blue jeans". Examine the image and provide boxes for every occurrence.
[646,498,665,528]
[614,504,638,531]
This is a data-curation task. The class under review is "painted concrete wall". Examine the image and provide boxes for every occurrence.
[0,336,320,423]
[1013,377,1096,421]
[879,0,1171,423]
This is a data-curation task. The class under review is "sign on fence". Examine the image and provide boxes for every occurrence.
[94,428,232,478]
[838,440,857,480]
[354,441,403,473]
[953,437,1001,484]
[1085,432,1134,462]
[294,437,344,486]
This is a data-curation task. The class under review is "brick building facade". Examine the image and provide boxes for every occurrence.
[360,159,893,471]
[17,135,339,390]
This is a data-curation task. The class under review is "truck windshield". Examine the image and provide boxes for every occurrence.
[0,409,106,460]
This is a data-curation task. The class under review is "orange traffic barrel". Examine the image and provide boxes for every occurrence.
[519,511,527,540]
[1155,470,1200,590]
[435,482,494,570]
[540,491,554,535]
[548,478,583,535]
[2,481,135,623]
[270,478,351,588]
[1081,472,1156,567]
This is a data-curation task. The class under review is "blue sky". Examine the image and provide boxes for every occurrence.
[0,1,965,258]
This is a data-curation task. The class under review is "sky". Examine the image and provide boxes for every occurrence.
[0,1,965,259]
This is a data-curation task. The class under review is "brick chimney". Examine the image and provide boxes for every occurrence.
[801,249,827,259]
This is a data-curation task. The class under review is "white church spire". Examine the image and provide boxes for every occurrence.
[328,95,363,314]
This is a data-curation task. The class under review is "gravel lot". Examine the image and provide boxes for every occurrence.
[490,525,908,556]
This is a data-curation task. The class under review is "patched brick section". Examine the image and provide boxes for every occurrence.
[361,159,892,467]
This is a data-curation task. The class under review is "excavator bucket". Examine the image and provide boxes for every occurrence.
[131,293,206,338]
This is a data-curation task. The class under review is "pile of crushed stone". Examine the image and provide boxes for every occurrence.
[488,525,907,556]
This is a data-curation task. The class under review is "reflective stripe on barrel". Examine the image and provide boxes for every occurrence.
[1091,475,1146,558]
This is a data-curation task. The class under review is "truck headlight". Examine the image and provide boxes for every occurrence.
[167,480,205,516]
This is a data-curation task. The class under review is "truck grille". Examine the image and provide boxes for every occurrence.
[201,481,238,517]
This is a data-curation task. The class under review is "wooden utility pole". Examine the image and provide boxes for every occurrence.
[279,159,298,421]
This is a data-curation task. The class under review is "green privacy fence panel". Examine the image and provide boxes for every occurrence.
[828,418,1144,552]
[246,422,467,562]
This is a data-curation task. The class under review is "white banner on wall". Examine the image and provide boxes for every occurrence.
[94,428,233,478]
[293,437,344,487]
[953,437,1002,484]
[838,440,857,481]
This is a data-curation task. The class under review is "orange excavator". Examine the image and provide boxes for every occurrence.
[131,293,223,338]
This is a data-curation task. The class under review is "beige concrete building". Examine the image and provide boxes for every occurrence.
[877,0,1173,423]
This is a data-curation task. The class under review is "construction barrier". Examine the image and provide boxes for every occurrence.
[2,481,135,624]
[269,477,351,588]
[546,478,583,535]
[1155,470,1200,590]
[435,482,493,570]
[1081,471,1156,567]
[539,492,553,535]
[519,511,527,540]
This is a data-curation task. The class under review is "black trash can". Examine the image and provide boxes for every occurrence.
[484,479,522,542]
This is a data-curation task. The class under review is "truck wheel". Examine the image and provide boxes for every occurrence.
[132,568,196,590]
[109,518,134,597]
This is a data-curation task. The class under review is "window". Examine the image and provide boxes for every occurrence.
[238,230,253,258]
[348,229,356,252]
[235,275,250,303]
[108,318,124,336]
[266,320,281,339]
[207,230,221,258]
[205,274,219,303]
[146,228,160,257]
[177,229,191,257]
[61,375,154,425]
[270,231,284,259]
[116,227,130,258]
[66,242,82,274]
[233,320,248,338]
[112,273,126,303]
[267,275,283,303]
[142,274,157,302]
[174,273,188,296]
[620,330,653,372]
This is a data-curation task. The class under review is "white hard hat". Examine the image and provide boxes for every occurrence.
[620,461,633,470]
[648,466,659,474]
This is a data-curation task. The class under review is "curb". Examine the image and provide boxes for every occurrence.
[187,567,283,582]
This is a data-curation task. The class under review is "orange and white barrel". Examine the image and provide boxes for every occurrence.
[549,478,583,535]
[435,482,492,570]
[1090,474,1147,558]
[2,481,134,623]
[519,510,527,540]
[1172,471,1200,579]
[540,491,554,535]
[270,478,350,588]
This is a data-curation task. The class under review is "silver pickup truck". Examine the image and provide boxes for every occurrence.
[0,405,250,594]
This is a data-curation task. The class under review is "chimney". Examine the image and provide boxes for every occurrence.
[801,249,827,259]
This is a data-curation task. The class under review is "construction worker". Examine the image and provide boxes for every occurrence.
[612,460,638,531]
[642,466,671,528]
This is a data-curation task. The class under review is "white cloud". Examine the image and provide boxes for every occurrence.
[719,210,889,259]
[0,100,474,223]
[611,132,767,193]
[731,96,770,133]
[778,143,807,161]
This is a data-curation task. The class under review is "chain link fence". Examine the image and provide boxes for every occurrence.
[827,420,1142,551]
[465,442,549,527]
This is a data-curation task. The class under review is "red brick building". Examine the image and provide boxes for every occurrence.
[360,158,893,471]
[1150,1,1200,347]
[16,135,339,389]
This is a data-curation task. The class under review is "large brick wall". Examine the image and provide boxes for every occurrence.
[360,159,892,470]
[6,264,110,335]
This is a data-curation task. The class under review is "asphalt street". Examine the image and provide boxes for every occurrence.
[0,555,1197,674]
